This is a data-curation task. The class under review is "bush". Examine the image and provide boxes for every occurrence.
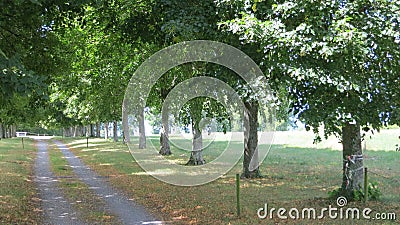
[328,181,382,201]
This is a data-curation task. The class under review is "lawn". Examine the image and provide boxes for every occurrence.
[0,138,41,224]
[0,130,397,224]
[58,130,400,224]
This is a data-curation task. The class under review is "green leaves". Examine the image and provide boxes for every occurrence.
[221,0,400,137]
[29,0,42,6]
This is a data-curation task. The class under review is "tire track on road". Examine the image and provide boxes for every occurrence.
[53,140,162,225]
[34,140,84,225]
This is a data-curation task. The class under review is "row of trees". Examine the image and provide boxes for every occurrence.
[222,0,400,197]
[1,0,399,198]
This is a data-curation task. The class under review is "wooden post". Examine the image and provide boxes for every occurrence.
[86,137,89,148]
[236,173,240,217]
[364,167,368,202]
[22,137,24,149]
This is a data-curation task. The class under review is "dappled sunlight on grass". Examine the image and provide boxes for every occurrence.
[81,148,98,152]
[99,163,115,166]
[56,136,400,224]
[99,148,128,152]
[0,138,42,224]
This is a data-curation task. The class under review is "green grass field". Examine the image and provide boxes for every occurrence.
[58,130,399,224]
[0,138,41,224]
[0,129,398,224]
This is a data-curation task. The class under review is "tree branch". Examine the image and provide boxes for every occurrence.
[0,25,20,37]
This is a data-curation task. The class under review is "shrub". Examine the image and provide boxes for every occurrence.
[328,181,381,201]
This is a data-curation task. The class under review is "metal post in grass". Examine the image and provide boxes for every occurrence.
[86,137,89,148]
[21,137,24,149]
[236,173,240,217]
[364,167,368,202]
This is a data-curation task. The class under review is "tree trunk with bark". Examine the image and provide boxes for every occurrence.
[159,87,171,155]
[5,125,10,138]
[122,109,130,144]
[0,123,3,139]
[96,122,101,137]
[113,121,118,142]
[75,125,84,137]
[90,124,94,137]
[85,125,90,137]
[67,127,73,137]
[138,110,146,149]
[241,101,261,178]
[104,122,109,139]
[11,124,16,137]
[187,120,205,165]
[159,112,171,155]
[340,122,364,200]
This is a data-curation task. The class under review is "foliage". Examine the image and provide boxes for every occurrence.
[221,0,400,139]
[48,2,156,128]
[328,181,382,201]
[0,1,54,125]
[0,0,92,129]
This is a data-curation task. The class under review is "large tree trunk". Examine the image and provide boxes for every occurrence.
[241,101,261,178]
[11,124,16,137]
[122,109,130,144]
[3,125,6,138]
[3,124,6,138]
[159,87,171,155]
[67,127,73,137]
[0,123,3,139]
[104,122,109,139]
[75,125,84,137]
[340,122,364,199]
[85,125,90,137]
[5,125,10,138]
[187,120,205,165]
[96,122,101,137]
[159,111,171,155]
[138,110,146,149]
[73,126,77,137]
[90,124,94,137]
[113,121,118,142]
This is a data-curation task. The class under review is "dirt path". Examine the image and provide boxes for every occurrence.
[34,140,84,225]
[52,140,161,225]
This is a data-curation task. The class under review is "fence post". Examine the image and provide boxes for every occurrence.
[364,167,368,203]
[236,173,240,217]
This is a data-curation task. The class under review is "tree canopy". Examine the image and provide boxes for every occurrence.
[221,0,400,138]
[2,0,399,194]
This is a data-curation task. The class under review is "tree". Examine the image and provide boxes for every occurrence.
[221,0,400,198]
[48,2,152,141]
[0,0,90,135]
[152,0,272,173]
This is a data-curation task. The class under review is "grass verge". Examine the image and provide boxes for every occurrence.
[47,141,121,224]
[59,136,399,224]
[0,138,41,224]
